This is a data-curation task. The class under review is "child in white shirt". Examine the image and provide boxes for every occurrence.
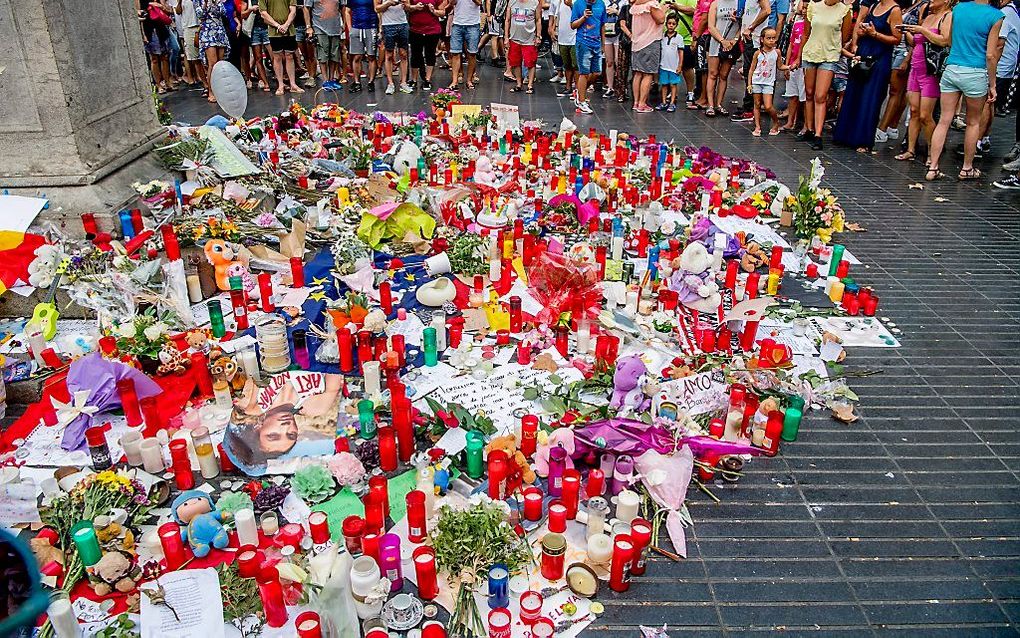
[657,16,683,112]
[747,27,785,136]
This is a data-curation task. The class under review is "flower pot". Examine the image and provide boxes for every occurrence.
[354,168,370,178]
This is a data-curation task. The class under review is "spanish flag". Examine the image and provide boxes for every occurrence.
[0,231,46,296]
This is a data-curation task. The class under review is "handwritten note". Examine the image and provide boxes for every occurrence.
[654,370,727,417]
[140,568,225,638]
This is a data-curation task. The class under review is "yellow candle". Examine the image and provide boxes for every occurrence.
[766,272,780,295]
[337,187,350,205]
[557,175,567,194]
[828,281,845,303]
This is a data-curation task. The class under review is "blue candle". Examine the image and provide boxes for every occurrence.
[488,564,509,609]
[647,246,660,282]
[119,210,134,240]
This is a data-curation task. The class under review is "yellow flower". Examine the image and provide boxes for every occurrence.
[832,213,845,233]
[537,431,550,446]
[816,227,834,244]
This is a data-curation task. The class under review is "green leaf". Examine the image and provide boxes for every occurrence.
[522,386,539,400]
[547,373,562,385]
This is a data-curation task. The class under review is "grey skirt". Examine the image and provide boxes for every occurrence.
[632,42,661,74]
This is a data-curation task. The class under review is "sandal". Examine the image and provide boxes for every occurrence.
[958,167,982,181]
[895,151,915,161]
[924,166,944,181]
[686,102,702,110]
[705,108,717,117]
[510,85,522,92]
[526,86,534,94]
[467,83,476,90]
[717,107,729,116]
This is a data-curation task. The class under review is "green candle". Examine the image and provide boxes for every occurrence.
[788,395,805,412]
[465,433,485,479]
[358,399,377,439]
[71,522,102,567]
[208,300,226,338]
[828,244,845,277]
[423,327,438,367]
[781,406,803,442]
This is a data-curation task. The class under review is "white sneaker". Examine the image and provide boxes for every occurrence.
[576,101,593,114]
[886,127,899,140]
[385,83,395,95]
[874,128,889,143]
[399,83,413,93]
[559,75,567,84]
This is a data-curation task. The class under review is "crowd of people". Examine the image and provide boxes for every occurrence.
[138,0,1019,187]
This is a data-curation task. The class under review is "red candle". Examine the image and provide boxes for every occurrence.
[585,469,605,497]
[41,397,59,426]
[338,329,354,373]
[116,379,142,427]
[519,591,544,625]
[290,256,305,288]
[769,245,783,270]
[257,566,289,627]
[218,443,236,473]
[230,288,249,330]
[277,523,305,550]
[448,324,463,349]
[139,396,160,432]
[391,334,406,367]
[554,325,569,358]
[487,449,509,500]
[806,263,819,278]
[342,515,365,554]
[836,259,850,278]
[378,426,398,471]
[236,545,262,578]
[362,532,381,564]
[488,608,512,638]
[406,490,427,543]
[379,281,393,315]
[762,410,784,456]
[392,397,415,463]
[725,261,738,291]
[369,475,390,519]
[609,533,634,592]
[309,510,331,546]
[561,470,581,519]
[413,545,439,600]
[709,418,725,438]
[190,352,214,396]
[517,341,532,365]
[508,296,523,332]
[520,415,538,458]
[295,611,323,638]
[258,272,275,312]
[843,292,860,316]
[739,321,759,352]
[547,500,567,533]
[628,518,653,575]
[158,522,188,570]
[862,294,879,316]
[745,272,760,300]
[364,495,385,535]
[522,487,543,521]
[168,439,194,490]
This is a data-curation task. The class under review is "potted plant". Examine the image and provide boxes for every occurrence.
[430,88,461,119]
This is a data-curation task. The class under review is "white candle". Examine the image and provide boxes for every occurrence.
[577,321,591,354]
[430,311,447,351]
[615,489,640,524]
[139,438,165,473]
[186,274,203,303]
[119,431,144,466]
[48,593,82,638]
[625,290,639,316]
[362,361,382,399]
[489,258,501,282]
[237,345,260,382]
[235,507,259,547]
[611,236,624,261]
[586,533,613,565]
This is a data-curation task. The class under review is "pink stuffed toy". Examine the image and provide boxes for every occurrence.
[534,428,576,478]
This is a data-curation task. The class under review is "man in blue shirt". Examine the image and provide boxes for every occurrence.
[570,0,606,113]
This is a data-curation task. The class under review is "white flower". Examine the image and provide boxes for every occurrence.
[143,322,167,342]
[659,219,677,235]
[115,322,137,339]
[808,157,825,190]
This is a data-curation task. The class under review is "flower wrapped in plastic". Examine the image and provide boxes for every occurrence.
[525,252,602,326]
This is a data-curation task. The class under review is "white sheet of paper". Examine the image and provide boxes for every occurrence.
[140,568,225,638]
[812,317,900,348]
[386,312,426,347]
[0,195,47,233]
[499,280,543,316]
[19,416,130,467]
[280,491,313,524]
[819,340,844,362]
[0,486,41,526]
[758,317,819,355]
[277,287,312,308]
[434,426,469,455]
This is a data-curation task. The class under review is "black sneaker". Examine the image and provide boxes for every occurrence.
[993,174,1020,189]
[367,80,375,92]
[422,80,432,91]
[408,80,417,89]
[349,81,362,93]
[810,138,823,151]
[731,111,754,122]
[796,130,815,142]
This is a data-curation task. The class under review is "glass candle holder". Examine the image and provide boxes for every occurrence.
[547,445,567,497]
[168,439,194,490]
[116,379,142,427]
[488,564,509,609]
[257,566,289,627]
[406,490,427,543]
[561,470,581,519]
[236,545,263,578]
[342,515,365,554]
[158,522,187,570]
[413,545,438,600]
[379,533,403,591]
[139,438,164,473]
[48,590,81,638]
[192,426,219,479]
[378,426,398,472]
[295,611,323,638]
[609,533,634,592]
[256,315,291,373]
[586,496,609,538]
[629,518,653,575]
[540,533,566,581]
[260,511,279,536]
[519,590,544,625]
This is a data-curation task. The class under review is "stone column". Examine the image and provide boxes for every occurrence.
[0,0,165,202]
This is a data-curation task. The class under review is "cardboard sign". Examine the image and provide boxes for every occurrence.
[654,370,727,418]
[450,103,482,128]
[491,103,521,133]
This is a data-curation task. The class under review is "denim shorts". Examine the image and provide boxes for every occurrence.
[295,28,306,42]
[250,25,270,46]
[449,23,480,54]
[803,60,839,73]
[940,64,990,98]
[383,23,410,50]
[751,82,774,94]
[832,75,847,92]
[576,42,603,75]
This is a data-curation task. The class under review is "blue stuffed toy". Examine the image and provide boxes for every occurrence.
[170,490,230,558]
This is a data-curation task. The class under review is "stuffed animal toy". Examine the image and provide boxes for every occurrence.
[225,262,261,300]
[751,397,781,442]
[485,434,537,486]
[210,354,246,392]
[157,342,189,376]
[668,243,722,313]
[94,515,136,553]
[389,139,423,176]
[203,239,244,291]
[185,329,210,354]
[90,551,140,596]
[534,428,575,478]
[739,241,769,272]
[474,156,498,186]
[171,490,230,558]
[609,355,652,414]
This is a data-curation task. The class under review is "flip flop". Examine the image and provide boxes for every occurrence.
[894,151,914,161]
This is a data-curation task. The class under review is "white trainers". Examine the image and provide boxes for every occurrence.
[385,83,395,95]
[399,83,413,93]
[576,101,593,114]
[559,75,567,85]
[886,127,899,140]
[874,128,889,143]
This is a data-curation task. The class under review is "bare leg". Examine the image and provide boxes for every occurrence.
[927,90,962,173]
[811,69,834,136]
[450,53,462,87]
[466,53,477,87]
[604,41,616,92]
[902,91,922,155]
[706,57,719,109]
[272,51,286,93]
[961,95,987,172]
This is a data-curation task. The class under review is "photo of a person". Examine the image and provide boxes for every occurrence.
[224,371,343,475]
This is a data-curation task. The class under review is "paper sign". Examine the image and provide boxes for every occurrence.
[0,195,47,233]
[140,568,225,638]
[450,103,482,128]
[490,103,521,133]
[386,312,426,347]
[654,370,727,417]
[724,296,774,323]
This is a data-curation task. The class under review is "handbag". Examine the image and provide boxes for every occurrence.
[148,3,175,26]
[849,55,876,82]
[717,21,740,62]
[923,13,950,76]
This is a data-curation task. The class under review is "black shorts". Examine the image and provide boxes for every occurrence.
[270,35,297,52]
[682,45,695,70]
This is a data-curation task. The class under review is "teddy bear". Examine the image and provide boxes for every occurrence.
[225,262,261,300]
[534,428,575,478]
[203,239,244,291]
[751,397,781,445]
[739,241,769,273]
[94,515,136,553]
[171,490,230,558]
[474,156,498,187]
[485,434,537,487]
[90,551,140,596]
[185,329,211,354]
[210,353,246,392]
[609,355,652,414]
[668,243,722,314]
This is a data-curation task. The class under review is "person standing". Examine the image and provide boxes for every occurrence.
[629,0,665,111]
[378,0,414,93]
[571,0,607,113]
[138,0,178,93]
[671,0,699,104]
[506,0,543,91]
[895,0,950,161]
[747,26,783,134]
[196,0,232,100]
[450,0,484,88]
[306,0,346,90]
[833,0,902,151]
[704,0,739,115]
[781,0,806,131]
[259,0,305,94]
[926,0,1004,180]
[602,0,626,98]
[794,0,853,150]
[614,0,633,101]
[249,3,274,90]
[658,14,683,110]
[555,0,579,97]
[174,0,208,88]
[408,0,446,89]
[731,0,770,121]
[346,0,380,91]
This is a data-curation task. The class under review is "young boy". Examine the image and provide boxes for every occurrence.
[781,0,806,132]
[658,15,683,111]
[505,0,542,91]
[747,26,782,135]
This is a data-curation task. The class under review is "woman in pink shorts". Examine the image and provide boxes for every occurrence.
[896,0,952,161]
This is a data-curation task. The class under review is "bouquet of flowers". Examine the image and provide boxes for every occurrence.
[526,252,602,326]
[430,88,461,112]
[110,308,173,363]
[787,158,845,244]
